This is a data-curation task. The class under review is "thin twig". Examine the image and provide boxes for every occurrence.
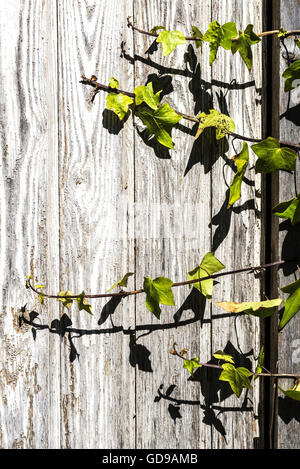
[126,16,300,41]
[171,343,300,380]
[27,259,289,300]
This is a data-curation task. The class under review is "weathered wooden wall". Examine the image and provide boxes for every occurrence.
[0,0,297,449]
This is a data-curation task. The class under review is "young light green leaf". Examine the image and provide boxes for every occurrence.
[272,194,300,225]
[187,252,225,300]
[216,298,282,319]
[202,21,238,65]
[279,279,300,330]
[106,92,134,120]
[57,291,74,309]
[278,380,300,401]
[135,102,182,149]
[106,272,134,293]
[191,26,203,49]
[108,77,119,89]
[77,291,93,315]
[156,30,186,56]
[213,350,235,364]
[134,82,161,110]
[278,27,287,38]
[143,276,175,319]
[282,59,300,92]
[183,358,202,376]
[228,142,249,208]
[150,25,166,34]
[219,363,252,398]
[195,109,235,140]
[231,24,261,70]
[254,346,264,381]
[251,137,297,173]
[38,293,44,305]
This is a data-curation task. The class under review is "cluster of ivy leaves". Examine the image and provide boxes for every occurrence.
[173,345,300,401]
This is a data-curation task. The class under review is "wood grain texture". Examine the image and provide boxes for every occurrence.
[0,0,60,448]
[275,0,300,450]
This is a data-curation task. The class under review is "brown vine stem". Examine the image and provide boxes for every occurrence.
[171,344,300,380]
[80,77,300,150]
[126,16,300,41]
[28,259,289,299]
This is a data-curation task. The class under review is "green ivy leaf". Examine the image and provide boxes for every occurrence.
[191,26,203,49]
[183,357,202,376]
[282,59,300,92]
[143,276,175,319]
[187,252,225,300]
[254,346,264,381]
[195,109,235,140]
[202,21,238,65]
[134,82,161,110]
[108,77,119,89]
[272,194,300,225]
[278,28,287,38]
[279,279,300,330]
[251,137,297,173]
[57,291,74,309]
[213,350,235,364]
[219,363,252,398]
[135,102,182,149]
[106,92,134,120]
[150,25,166,34]
[38,293,44,305]
[77,291,93,315]
[231,24,261,70]
[106,272,134,293]
[216,298,282,319]
[156,30,186,56]
[295,39,300,49]
[228,142,249,208]
[279,380,300,401]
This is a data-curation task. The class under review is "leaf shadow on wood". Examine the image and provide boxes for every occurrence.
[279,219,300,276]
[102,108,128,135]
[280,103,300,127]
[153,341,255,443]
[173,287,206,326]
[278,396,300,424]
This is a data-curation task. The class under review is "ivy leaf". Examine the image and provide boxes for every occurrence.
[156,30,186,56]
[254,346,264,381]
[134,82,161,110]
[191,26,203,49]
[143,276,175,319]
[106,272,134,293]
[150,25,166,34]
[213,350,235,364]
[108,77,119,89]
[231,24,261,70]
[183,358,202,376]
[228,142,249,208]
[251,137,297,173]
[195,109,235,140]
[202,21,238,65]
[77,291,92,315]
[216,298,282,319]
[106,92,134,120]
[295,39,300,49]
[219,363,252,398]
[282,59,300,92]
[278,28,287,38]
[272,194,300,225]
[57,291,74,309]
[279,379,300,401]
[135,103,182,149]
[279,279,300,330]
[187,252,225,300]
[38,293,45,305]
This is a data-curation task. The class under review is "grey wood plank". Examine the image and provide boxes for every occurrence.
[133,0,213,449]
[0,0,60,448]
[57,0,136,448]
[210,0,263,449]
[275,0,300,450]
